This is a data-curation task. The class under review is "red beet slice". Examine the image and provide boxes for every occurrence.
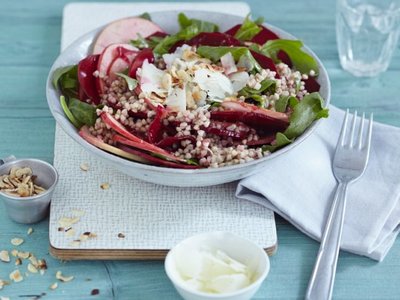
[225,24,279,44]
[78,54,100,104]
[250,50,279,77]
[156,136,196,149]
[203,121,251,139]
[147,105,167,143]
[304,76,321,93]
[129,48,155,78]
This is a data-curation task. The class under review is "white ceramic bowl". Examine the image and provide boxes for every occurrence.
[46,10,331,187]
[164,231,270,300]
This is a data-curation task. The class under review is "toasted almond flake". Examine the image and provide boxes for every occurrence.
[56,271,74,282]
[11,238,24,246]
[11,249,18,257]
[50,282,58,290]
[80,163,89,171]
[58,217,80,228]
[28,263,38,273]
[71,209,85,217]
[15,258,22,266]
[0,279,9,290]
[37,259,47,270]
[0,251,10,262]
[17,251,30,259]
[27,227,33,235]
[9,270,23,282]
[66,228,76,237]
[118,233,125,238]
[29,255,38,266]
[100,182,110,190]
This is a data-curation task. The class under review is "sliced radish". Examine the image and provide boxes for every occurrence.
[100,112,187,163]
[107,57,130,82]
[96,43,138,94]
[221,101,289,122]
[79,126,150,164]
[93,17,164,54]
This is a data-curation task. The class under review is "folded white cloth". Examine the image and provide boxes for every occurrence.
[236,105,400,261]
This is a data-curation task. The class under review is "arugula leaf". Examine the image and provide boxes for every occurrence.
[197,46,261,72]
[234,14,262,41]
[275,95,298,113]
[284,92,328,139]
[263,92,328,152]
[139,12,151,21]
[116,73,138,91]
[239,79,276,97]
[59,96,82,128]
[52,65,79,98]
[178,13,219,32]
[68,98,97,126]
[130,33,149,48]
[261,39,319,75]
[263,132,292,152]
[153,13,219,55]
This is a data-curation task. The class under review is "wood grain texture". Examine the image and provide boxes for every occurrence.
[0,0,399,299]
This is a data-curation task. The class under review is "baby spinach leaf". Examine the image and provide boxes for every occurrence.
[178,13,219,33]
[234,14,262,41]
[59,96,83,128]
[197,46,261,72]
[68,98,97,126]
[262,132,292,152]
[275,95,298,113]
[153,35,181,55]
[116,73,138,91]
[261,39,319,75]
[52,65,79,99]
[284,92,328,139]
[138,12,151,21]
[52,65,75,89]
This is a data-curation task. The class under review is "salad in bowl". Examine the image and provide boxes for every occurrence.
[48,11,329,186]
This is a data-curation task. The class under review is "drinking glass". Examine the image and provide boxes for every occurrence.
[336,0,400,77]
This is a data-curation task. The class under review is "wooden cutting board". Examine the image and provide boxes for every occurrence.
[49,2,277,260]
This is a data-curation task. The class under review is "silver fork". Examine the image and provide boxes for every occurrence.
[305,110,373,300]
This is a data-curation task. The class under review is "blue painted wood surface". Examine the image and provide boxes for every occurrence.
[0,0,399,299]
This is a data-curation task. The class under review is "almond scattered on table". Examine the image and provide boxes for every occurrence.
[9,270,23,282]
[56,271,74,282]
[0,167,46,197]
[11,238,24,246]
[80,163,89,171]
[17,251,30,259]
[15,258,22,266]
[27,263,38,273]
[117,233,125,238]
[0,250,10,262]
[27,227,34,235]
[100,182,110,190]
[50,282,58,290]
[58,217,80,228]
[0,279,9,290]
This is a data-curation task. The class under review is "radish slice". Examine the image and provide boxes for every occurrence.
[221,101,289,122]
[97,43,138,94]
[107,57,130,82]
[93,17,164,54]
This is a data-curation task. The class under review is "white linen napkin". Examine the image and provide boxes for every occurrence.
[236,105,400,261]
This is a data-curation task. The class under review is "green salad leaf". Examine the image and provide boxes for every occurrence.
[234,14,262,41]
[59,96,83,128]
[260,39,319,75]
[116,73,138,91]
[275,95,298,113]
[239,79,276,107]
[152,13,219,55]
[130,33,149,48]
[197,46,261,72]
[139,12,151,21]
[263,92,328,152]
[68,98,97,127]
[52,65,79,99]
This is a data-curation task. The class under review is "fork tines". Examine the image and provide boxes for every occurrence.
[339,109,373,150]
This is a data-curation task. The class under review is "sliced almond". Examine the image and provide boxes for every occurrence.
[100,182,110,190]
[37,259,47,270]
[0,251,10,262]
[17,251,30,259]
[58,217,80,228]
[56,271,74,282]
[0,279,9,290]
[50,282,58,290]
[65,228,76,237]
[15,258,22,266]
[9,270,23,282]
[11,249,18,257]
[29,255,38,266]
[11,238,24,246]
[27,227,34,235]
[27,263,38,273]
[69,240,81,247]
[80,163,89,171]
[71,209,85,217]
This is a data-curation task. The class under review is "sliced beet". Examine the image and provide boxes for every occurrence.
[128,48,154,78]
[78,54,100,104]
[118,145,200,169]
[156,135,196,149]
[277,50,292,67]
[304,76,321,93]
[203,121,251,139]
[147,31,168,39]
[250,50,279,77]
[147,105,167,143]
[251,25,279,44]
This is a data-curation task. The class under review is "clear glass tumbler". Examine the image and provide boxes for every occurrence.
[336,0,400,77]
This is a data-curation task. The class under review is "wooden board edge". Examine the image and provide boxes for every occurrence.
[49,243,278,260]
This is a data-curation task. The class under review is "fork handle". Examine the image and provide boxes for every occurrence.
[305,182,348,300]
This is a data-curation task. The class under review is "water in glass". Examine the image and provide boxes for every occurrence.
[336,0,400,77]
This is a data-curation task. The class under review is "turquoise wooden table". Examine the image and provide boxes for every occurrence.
[1,0,399,299]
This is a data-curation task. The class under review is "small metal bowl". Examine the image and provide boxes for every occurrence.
[0,156,59,224]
